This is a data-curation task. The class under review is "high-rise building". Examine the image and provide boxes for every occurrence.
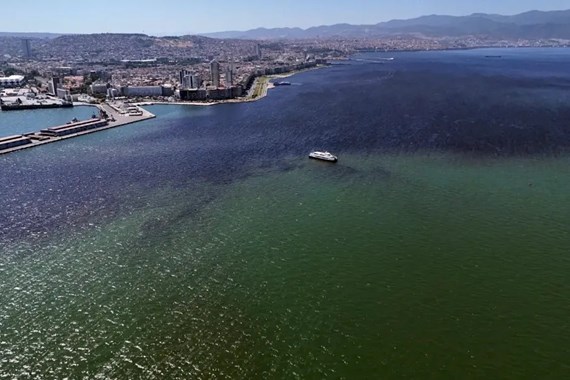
[179,69,189,86]
[210,60,220,88]
[180,70,201,89]
[225,65,233,87]
[255,44,262,59]
[48,77,60,95]
[189,74,201,89]
[22,39,32,58]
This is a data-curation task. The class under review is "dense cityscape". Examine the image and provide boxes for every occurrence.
[1,34,326,105]
[1,33,568,108]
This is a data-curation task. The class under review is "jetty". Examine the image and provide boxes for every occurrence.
[0,103,155,155]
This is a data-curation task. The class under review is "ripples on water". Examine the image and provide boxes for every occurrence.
[1,48,570,379]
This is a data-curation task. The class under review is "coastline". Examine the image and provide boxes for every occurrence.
[0,66,324,155]
[348,45,570,60]
[135,65,327,108]
[0,104,155,155]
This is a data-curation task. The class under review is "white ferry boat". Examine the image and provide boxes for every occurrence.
[309,151,338,162]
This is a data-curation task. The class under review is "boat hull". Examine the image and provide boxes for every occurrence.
[309,154,337,162]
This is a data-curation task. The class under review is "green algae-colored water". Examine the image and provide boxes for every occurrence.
[2,153,569,379]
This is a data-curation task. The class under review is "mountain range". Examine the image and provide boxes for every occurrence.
[202,10,570,40]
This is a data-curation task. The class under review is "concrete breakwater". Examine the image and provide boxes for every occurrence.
[0,103,155,155]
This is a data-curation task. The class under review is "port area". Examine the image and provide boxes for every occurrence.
[0,102,155,155]
[0,88,73,111]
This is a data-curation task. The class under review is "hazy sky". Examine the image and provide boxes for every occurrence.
[5,0,569,35]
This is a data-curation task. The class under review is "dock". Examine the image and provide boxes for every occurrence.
[0,102,73,111]
[0,89,73,111]
[0,103,155,155]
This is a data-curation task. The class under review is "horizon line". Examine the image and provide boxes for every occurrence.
[1,8,567,37]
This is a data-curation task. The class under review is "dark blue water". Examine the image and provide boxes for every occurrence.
[1,48,570,245]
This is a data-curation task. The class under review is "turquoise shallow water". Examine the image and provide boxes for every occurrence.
[1,49,570,378]
[0,105,98,136]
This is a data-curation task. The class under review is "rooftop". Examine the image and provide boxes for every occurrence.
[0,75,25,81]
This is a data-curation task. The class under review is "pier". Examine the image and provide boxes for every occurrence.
[0,103,155,155]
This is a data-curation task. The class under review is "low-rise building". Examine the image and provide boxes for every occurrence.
[56,88,72,102]
[90,83,109,95]
[0,75,25,88]
[123,86,163,97]
[0,135,32,151]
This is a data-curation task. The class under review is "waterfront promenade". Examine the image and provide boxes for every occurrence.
[0,103,155,155]
[136,67,323,108]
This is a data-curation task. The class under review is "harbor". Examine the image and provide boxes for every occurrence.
[0,102,155,155]
[0,66,306,155]
[0,88,73,111]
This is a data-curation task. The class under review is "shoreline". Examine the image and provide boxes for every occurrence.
[348,44,570,58]
[135,65,327,108]
[0,66,325,154]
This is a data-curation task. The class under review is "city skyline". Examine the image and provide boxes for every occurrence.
[2,0,569,35]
